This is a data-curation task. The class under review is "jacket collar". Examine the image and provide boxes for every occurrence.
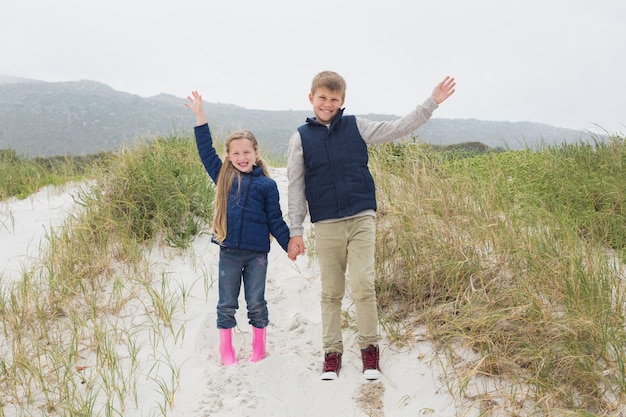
[250,165,263,176]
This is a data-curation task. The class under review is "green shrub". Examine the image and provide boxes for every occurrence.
[88,136,214,248]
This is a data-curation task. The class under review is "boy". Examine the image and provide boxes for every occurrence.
[287,71,456,380]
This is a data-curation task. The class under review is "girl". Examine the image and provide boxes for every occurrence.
[186,91,290,366]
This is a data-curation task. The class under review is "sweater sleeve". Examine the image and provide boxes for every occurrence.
[286,130,307,236]
[194,123,222,184]
[357,97,439,145]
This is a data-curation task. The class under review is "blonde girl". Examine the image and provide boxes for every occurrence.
[186,91,290,366]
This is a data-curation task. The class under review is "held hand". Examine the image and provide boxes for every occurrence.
[288,236,306,261]
[184,90,208,125]
[431,76,456,104]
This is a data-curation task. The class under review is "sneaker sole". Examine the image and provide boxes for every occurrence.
[363,369,381,380]
[320,371,338,380]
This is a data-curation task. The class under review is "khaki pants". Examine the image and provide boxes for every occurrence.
[315,216,380,353]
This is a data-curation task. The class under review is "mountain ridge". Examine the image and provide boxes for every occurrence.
[0,77,600,158]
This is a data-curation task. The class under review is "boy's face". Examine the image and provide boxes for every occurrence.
[309,87,344,124]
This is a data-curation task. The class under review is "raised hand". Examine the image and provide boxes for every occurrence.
[185,90,208,126]
[431,76,456,104]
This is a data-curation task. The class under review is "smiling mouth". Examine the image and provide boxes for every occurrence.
[236,162,251,170]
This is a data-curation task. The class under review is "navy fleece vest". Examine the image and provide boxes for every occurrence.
[298,111,377,223]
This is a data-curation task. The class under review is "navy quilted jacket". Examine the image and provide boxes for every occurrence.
[194,123,289,253]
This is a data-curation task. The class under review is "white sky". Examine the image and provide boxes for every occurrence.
[1,0,624,133]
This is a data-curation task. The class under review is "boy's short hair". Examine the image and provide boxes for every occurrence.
[311,71,346,99]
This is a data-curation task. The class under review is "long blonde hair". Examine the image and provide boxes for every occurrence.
[212,129,270,244]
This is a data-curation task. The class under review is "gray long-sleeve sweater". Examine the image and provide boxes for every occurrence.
[286,97,439,237]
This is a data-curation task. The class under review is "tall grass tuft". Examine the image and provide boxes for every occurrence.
[94,136,214,248]
[371,135,626,415]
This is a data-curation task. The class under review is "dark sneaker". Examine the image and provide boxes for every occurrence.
[361,345,381,380]
[320,352,342,380]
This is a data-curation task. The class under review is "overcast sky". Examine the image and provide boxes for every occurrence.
[1,0,624,133]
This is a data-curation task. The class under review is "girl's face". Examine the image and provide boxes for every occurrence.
[309,86,344,124]
[227,138,258,173]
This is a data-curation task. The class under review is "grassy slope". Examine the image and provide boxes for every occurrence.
[1,135,626,416]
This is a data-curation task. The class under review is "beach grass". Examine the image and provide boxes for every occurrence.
[0,136,213,416]
[371,134,626,416]
[0,149,105,201]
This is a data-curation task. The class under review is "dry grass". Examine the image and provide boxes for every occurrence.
[371,136,626,416]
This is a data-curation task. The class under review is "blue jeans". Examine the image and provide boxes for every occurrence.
[216,247,269,329]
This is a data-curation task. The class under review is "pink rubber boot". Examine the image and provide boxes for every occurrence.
[249,326,266,362]
[219,328,237,366]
